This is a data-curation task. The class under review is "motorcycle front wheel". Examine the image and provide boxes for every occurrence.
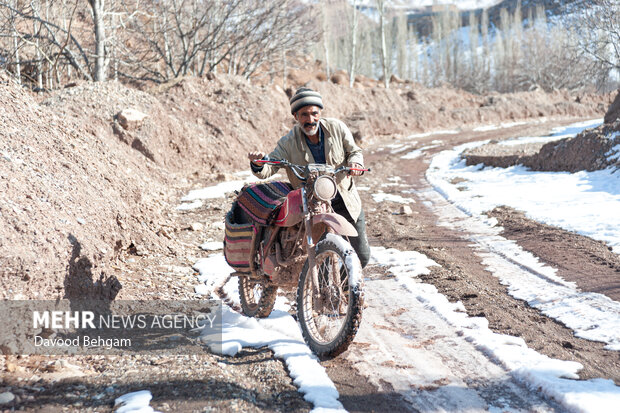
[296,233,364,359]
[238,276,277,318]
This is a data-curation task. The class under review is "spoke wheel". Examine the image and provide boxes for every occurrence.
[297,233,364,358]
[238,276,277,318]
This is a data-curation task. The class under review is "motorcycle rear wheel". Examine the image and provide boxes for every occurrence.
[238,276,277,318]
[296,233,364,359]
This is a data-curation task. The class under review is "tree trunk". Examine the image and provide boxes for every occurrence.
[349,0,358,88]
[322,0,330,79]
[378,0,389,88]
[89,0,106,82]
[11,0,21,85]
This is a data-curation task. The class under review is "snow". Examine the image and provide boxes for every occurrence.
[406,130,457,139]
[371,191,415,204]
[181,179,251,202]
[424,119,620,352]
[182,119,620,412]
[400,143,441,160]
[200,241,222,251]
[192,254,233,292]
[201,306,345,411]
[191,252,345,413]
[176,200,203,210]
[366,246,620,412]
[114,390,158,413]
[355,0,502,12]
[180,171,284,202]
[427,120,620,254]
[606,132,620,161]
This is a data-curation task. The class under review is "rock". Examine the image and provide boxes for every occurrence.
[604,89,620,124]
[0,392,15,404]
[116,108,148,131]
[215,173,234,182]
[190,222,204,232]
[330,73,348,85]
[390,74,403,83]
[399,205,413,215]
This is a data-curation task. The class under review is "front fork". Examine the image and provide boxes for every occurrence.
[302,188,321,299]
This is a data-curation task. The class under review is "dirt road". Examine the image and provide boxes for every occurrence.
[6,119,619,413]
[324,120,620,412]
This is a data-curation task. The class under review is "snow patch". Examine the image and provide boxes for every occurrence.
[199,303,345,412]
[114,390,158,413]
[371,192,415,204]
[176,200,203,211]
[370,246,620,412]
[425,119,620,350]
[200,241,223,251]
[188,230,346,412]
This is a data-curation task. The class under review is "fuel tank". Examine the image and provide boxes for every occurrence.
[274,188,303,227]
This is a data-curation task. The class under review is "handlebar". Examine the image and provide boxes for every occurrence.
[255,158,306,181]
[255,158,371,180]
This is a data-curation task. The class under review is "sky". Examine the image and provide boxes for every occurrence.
[172,119,620,412]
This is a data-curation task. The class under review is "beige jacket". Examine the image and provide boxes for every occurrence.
[252,118,364,221]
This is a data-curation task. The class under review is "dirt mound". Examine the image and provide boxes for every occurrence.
[40,76,290,176]
[605,89,620,124]
[463,86,620,172]
[464,121,620,172]
[151,75,290,174]
[0,66,613,300]
[0,82,177,299]
[296,78,610,145]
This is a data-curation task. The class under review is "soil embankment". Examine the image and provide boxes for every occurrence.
[1,69,617,411]
[1,72,613,300]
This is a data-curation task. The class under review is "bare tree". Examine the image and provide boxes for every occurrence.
[116,0,317,83]
[572,0,619,88]
[0,0,93,86]
[395,11,407,80]
[348,0,358,87]
[88,0,106,81]
[376,0,388,88]
[321,0,331,79]
[234,0,319,79]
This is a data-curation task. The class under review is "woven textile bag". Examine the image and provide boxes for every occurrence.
[236,181,293,225]
[223,202,254,273]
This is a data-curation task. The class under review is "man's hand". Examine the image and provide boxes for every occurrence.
[349,162,364,176]
[248,151,266,166]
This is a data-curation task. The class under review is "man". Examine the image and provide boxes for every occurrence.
[248,87,370,268]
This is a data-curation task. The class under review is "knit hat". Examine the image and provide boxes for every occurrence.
[289,87,324,114]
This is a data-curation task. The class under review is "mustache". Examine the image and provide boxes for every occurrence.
[303,122,317,128]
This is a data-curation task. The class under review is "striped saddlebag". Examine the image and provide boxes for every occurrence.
[223,201,254,273]
[236,181,293,225]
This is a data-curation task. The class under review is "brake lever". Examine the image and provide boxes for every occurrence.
[335,166,372,175]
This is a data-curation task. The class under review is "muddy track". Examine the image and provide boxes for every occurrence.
[323,120,620,412]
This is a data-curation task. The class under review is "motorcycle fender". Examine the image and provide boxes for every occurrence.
[312,213,358,237]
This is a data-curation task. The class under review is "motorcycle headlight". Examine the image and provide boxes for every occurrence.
[313,175,337,201]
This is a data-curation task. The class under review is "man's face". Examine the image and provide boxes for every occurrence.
[294,105,321,136]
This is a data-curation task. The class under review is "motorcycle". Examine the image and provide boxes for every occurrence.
[223,159,369,358]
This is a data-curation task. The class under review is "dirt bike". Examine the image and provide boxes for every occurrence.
[223,159,369,358]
